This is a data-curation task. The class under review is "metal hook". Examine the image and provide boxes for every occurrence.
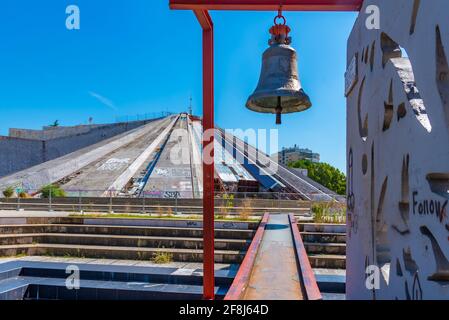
[274,6,286,26]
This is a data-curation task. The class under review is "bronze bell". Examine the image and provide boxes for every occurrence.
[246,11,312,124]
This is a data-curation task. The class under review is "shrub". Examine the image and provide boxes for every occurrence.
[155,206,173,217]
[311,202,346,224]
[166,206,174,216]
[224,194,234,208]
[40,184,66,198]
[18,191,30,198]
[151,252,173,264]
[156,206,164,217]
[220,194,235,216]
[239,199,253,221]
[2,187,14,198]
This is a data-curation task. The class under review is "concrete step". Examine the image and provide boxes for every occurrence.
[320,292,346,300]
[314,268,346,294]
[298,223,346,234]
[307,254,346,269]
[0,233,249,251]
[0,266,22,282]
[0,244,244,264]
[0,235,35,246]
[0,276,228,300]
[0,277,30,300]
[316,278,345,294]
[0,224,255,240]
[0,260,236,287]
[304,242,346,255]
[301,232,346,243]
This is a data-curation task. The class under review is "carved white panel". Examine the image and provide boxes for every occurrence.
[347,0,449,300]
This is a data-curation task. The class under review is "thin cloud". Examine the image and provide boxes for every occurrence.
[89,91,118,111]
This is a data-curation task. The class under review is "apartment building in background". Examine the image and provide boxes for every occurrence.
[271,145,320,166]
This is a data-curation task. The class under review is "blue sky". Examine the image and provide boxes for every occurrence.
[0,1,357,172]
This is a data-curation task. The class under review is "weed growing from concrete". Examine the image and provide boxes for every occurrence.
[312,202,346,224]
[239,199,254,221]
[151,252,173,264]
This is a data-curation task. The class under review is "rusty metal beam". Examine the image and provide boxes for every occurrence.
[288,213,322,300]
[225,213,270,300]
[170,0,363,11]
[194,9,213,30]
[197,9,215,300]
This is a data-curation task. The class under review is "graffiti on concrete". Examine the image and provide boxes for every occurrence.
[347,148,357,237]
[396,258,403,277]
[97,158,130,171]
[412,191,448,223]
[412,273,423,300]
[163,191,181,199]
[405,272,423,300]
[393,156,411,235]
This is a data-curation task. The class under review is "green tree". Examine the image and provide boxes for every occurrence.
[40,184,66,198]
[289,159,346,195]
[2,187,14,198]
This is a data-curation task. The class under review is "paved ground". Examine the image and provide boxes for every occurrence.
[0,256,238,300]
[0,209,274,220]
[0,210,71,217]
[0,256,237,273]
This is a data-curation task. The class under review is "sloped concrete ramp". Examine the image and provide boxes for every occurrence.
[242,214,305,300]
[0,118,173,192]
[225,213,321,300]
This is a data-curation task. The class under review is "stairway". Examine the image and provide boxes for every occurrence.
[0,219,255,264]
[0,217,257,300]
[0,259,235,300]
[299,223,346,300]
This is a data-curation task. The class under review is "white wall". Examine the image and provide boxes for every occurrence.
[347,0,449,300]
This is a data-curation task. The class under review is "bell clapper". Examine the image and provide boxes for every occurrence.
[276,96,282,125]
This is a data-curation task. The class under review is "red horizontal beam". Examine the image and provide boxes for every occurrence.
[170,0,363,11]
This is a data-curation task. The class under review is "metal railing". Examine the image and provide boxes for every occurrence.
[0,187,346,215]
[114,112,174,124]
[1,188,345,200]
[0,189,345,215]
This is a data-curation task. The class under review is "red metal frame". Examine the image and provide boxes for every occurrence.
[197,9,215,300]
[169,0,362,300]
[171,0,363,11]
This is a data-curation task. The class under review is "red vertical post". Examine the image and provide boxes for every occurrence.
[195,9,215,300]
